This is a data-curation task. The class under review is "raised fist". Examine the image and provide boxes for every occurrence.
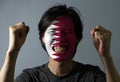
[90,25,112,57]
[8,22,29,52]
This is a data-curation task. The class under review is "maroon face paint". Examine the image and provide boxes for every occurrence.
[44,16,77,61]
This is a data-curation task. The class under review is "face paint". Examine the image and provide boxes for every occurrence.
[44,16,77,61]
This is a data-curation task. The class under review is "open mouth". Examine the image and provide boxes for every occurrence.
[52,46,68,53]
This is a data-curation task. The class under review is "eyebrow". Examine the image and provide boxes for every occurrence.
[51,20,60,25]
[48,24,59,30]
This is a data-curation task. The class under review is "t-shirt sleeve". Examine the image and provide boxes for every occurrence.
[15,69,31,82]
[95,69,106,82]
[82,65,106,82]
[90,66,106,82]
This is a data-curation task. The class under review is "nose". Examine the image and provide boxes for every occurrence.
[53,30,66,43]
[56,29,67,37]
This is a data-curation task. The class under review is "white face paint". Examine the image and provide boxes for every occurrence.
[43,16,77,61]
[44,21,60,59]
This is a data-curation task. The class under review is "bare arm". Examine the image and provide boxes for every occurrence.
[0,22,29,82]
[90,25,120,82]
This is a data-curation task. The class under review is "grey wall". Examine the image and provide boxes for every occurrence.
[0,0,120,77]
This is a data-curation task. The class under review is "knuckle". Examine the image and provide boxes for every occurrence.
[15,22,25,26]
[95,25,100,29]
[9,25,14,28]
[107,30,112,36]
[9,25,16,30]
[25,26,29,33]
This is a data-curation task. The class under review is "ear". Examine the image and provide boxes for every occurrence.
[42,37,45,43]
[76,38,80,44]
[39,36,45,43]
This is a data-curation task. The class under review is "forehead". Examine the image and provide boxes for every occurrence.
[48,16,74,30]
[54,16,74,28]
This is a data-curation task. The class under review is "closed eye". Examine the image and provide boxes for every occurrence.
[48,30,55,34]
[64,30,71,34]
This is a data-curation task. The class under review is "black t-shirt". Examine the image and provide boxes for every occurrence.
[15,62,106,82]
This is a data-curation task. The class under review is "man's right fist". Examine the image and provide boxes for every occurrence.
[8,22,29,52]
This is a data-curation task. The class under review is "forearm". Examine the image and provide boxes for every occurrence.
[0,50,18,82]
[0,22,29,82]
[101,54,120,82]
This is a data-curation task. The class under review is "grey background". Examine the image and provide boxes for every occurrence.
[0,0,120,78]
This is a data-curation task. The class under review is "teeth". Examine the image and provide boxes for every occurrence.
[53,46,67,53]
[52,41,60,44]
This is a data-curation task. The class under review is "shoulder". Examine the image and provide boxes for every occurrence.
[15,63,48,82]
[23,64,46,73]
[77,62,105,82]
[74,62,106,81]
[75,61,103,72]
[74,61,106,77]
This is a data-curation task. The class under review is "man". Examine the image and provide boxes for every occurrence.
[0,5,120,82]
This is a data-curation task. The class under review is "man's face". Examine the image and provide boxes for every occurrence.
[43,16,77,61]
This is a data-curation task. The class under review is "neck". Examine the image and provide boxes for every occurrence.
[48,58,75,77]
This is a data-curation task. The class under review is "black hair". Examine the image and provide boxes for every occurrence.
[38,4,83,51]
